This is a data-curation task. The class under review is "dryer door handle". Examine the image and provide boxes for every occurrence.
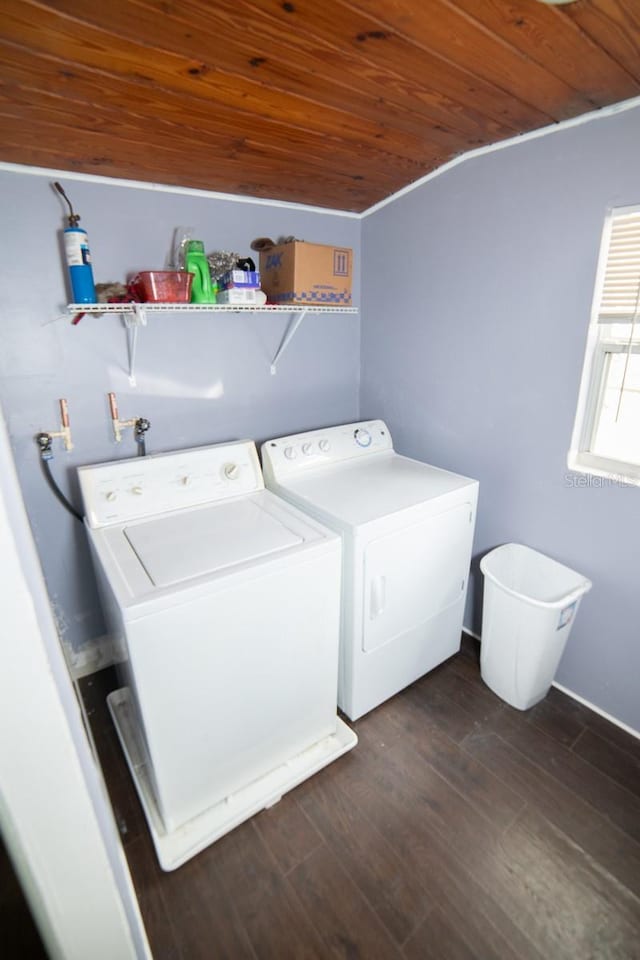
[369,575,386,620]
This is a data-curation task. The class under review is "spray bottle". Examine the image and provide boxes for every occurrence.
[185,240,216,304]
[54,181,97,304]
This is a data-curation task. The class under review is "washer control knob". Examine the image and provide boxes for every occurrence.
[319,439,331,453]
[284,446,296,460]
[224,462,240,480]
[131,486,143,496]
[106,491,117,502]
[354,428,372,448]
[301,442,314,456]
[180,476,191,486]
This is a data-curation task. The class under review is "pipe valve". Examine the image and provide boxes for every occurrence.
[108,392,150,450]
[37,399,74,454]
[134,417,151,444]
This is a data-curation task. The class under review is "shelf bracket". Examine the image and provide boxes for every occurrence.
[123,302,147,386]
[270,310,308,375]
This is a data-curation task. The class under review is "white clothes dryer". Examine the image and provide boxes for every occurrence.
[262,421,479,720]
[79,440,356,870]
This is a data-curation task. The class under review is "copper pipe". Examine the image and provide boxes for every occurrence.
[43,398,73,451]
[59,397,70,428]
[108,392,119,421]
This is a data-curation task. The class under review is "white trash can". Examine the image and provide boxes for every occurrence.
[479,543,592,710]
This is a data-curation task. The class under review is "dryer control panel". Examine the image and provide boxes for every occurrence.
[262,420,392,483]
[79,441,263,528]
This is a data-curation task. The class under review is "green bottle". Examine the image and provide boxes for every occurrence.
[185,240,216,304]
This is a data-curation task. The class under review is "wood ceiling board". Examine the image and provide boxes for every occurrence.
[36,0,523,145]
[0,0,637,212]
[0,54,434,211]
[0,3,449,157]
[210,0,552,130]
[0,118,377,210]
[564,0,640,80]
[0,38,447,171]
[0,84,407,192]
[0,48,432,189]
[452,0,640,102]
[0,86,395,187]
[344,0,600,119]
[161,0,524,144]
[0,121,407,218]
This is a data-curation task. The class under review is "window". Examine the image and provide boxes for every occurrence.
[569,206,640,485]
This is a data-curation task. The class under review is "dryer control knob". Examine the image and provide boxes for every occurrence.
[301,442,314,456]
[284,446,296,460]
[319,439,331,452]
[224,462,240,480]
[106,491,117,502]
[180,476,191,486]
[354,428,372,448]
[131,486,143,496]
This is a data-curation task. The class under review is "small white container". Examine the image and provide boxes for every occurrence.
[216,287,261,305]
[479,543,592,710]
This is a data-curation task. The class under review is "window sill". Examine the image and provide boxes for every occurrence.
[566,451,640,488]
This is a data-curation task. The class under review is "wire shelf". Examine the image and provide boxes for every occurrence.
[65,302,358,382]
[67,303,358,314]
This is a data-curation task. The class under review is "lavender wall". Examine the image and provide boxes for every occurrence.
[2,106,638,730]
[0,168,360,661]
[361,105,640,731]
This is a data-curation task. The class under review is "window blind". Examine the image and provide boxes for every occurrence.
[598,209,640,323]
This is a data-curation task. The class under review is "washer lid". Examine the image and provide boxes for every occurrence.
[276,453,477,526]
[124,498,302,587]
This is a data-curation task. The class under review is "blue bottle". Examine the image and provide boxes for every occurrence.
[54,182,97,304]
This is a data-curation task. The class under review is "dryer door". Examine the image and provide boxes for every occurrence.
[362,502,473,653]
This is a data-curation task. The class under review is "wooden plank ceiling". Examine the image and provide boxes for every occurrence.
[0,0,638,212]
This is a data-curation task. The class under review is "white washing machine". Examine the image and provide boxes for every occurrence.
[262,420,479,720]
[78,440,356,870]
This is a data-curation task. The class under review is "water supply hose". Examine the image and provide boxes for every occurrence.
[36,433,83,523]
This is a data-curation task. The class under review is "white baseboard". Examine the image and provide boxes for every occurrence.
[461,628,639,741]
[66,634,120,681]
[551,681,640,741]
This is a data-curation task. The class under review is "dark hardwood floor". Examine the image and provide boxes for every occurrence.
[79,636,640,960]
[1,836,48,960]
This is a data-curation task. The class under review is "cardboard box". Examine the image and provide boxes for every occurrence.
[259,241,352,306]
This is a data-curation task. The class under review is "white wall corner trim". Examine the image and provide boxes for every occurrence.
[362,95,640,218]
[3,95,639,222]
[0,160,361,219]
